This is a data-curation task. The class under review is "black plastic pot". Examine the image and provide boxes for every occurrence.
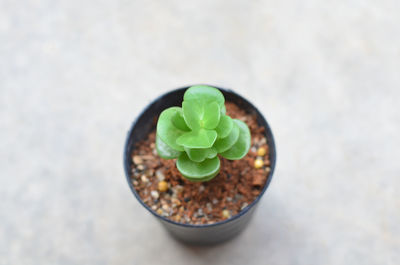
[123,86,276,245]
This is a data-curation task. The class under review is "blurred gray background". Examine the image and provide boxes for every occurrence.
[1,0,399,264]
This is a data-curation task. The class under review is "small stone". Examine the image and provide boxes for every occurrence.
[241,202,249,210]
[162,204,170,212]
[132,155,143,165]
[251,146,257,153]
[171,198,181,207]
[254,159,264,169]
[156,209,163,215]
[156,169,165,181]
[174,215,181,222]
[234,193,243,201]
[222,209,231,219]
[175,185,184,193]
[184,215,191,223]
[145,169,154,177]
[206,203,213,212]
[150,190,159,199]
[151,205,158,211]
[266,167,271,172]
[137,164,145,171]
[132,180,139,186]
[226,197,232,202]
[158,181,169,192]
[141,175,149,183]
[199,185,205,192]
[257,147,267,156]
[184,197,191,203]
[212,198,219,204]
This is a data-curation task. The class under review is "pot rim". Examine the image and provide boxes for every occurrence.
[123,85,276,228]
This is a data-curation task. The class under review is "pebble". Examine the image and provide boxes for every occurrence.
[257,147,267,156]
[222,209,231,219]
[150,190,159,199]
[156,169,165,181]
[132,180,139,186]
[175,185,184,193]
[199,185,205,192]
[162,204,170,212]
[241,202,249,210]
[151,205,158,211]
[197,208,204,216]
[145,169,154,177]
[158,181,168,192]
[174,215,181,222]
[132,155,143,164]
[254,159,264,169]
[141,175,149,183]
[226,197,232,202]
[137,164,145,171]
[212,198,219,204]
[206,203,213,212]
[171,198,181,207]
[156,209,163,215]
[234,193,243,201]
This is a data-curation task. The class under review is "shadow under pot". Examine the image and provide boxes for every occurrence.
[123,86,276,245]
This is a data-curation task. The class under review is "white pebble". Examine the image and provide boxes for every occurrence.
[141,175,149,183]
[133,155,143,164]
[151,190,159,199]
[156,169,165,181]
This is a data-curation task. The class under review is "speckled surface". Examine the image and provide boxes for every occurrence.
[1,0,399,264]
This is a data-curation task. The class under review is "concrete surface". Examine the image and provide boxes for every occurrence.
[1,0,399,264]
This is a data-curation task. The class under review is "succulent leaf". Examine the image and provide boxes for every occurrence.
[171,108,190,131]
[215,115,233,138]
[156,107,186,151]
[206,147,218,159]
[156,134,181,159]
[182,100,220,130]
[214,122,240,153]
[183,85,225,108]
[176,129,217,149]
[220,119,251,160]
[176,152,220,181]
[184,147,216,163]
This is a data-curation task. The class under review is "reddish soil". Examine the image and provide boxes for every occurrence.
[130,102,271,225]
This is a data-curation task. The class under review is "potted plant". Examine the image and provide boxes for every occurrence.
[123,85,276,245]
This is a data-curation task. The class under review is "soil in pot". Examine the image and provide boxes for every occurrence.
[130,102,272,225]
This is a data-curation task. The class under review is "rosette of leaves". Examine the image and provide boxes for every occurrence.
[156,85,251,181]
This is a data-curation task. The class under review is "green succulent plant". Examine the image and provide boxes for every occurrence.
[156,85,251,182]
